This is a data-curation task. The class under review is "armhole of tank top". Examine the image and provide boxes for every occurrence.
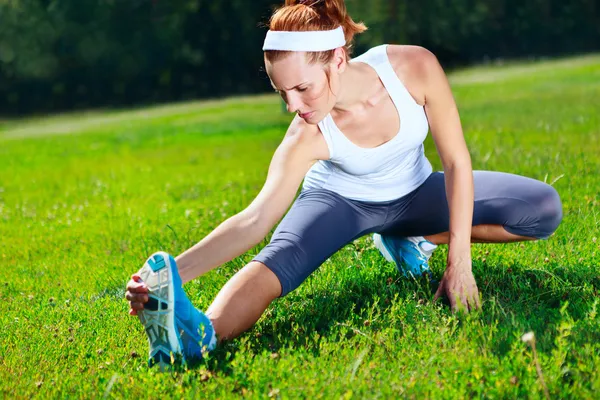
[358,45,421,118]
[381,45,424,108]
[317,120,335,160]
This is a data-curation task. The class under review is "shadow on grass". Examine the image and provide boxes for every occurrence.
[198,263,439,374]
[99,248,598,375]
[193,255,599,375]
[475,259,599,356]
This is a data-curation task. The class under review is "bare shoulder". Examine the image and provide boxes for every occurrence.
[386,45,443,105]
[386,45,441,77]
[283,115,330,161]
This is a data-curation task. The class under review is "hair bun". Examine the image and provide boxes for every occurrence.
[272,0,367,58]
[289,0,324,7]
[295,0,319,6]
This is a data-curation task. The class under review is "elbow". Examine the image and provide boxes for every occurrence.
[443,159,472,173]
[237,210,273,243]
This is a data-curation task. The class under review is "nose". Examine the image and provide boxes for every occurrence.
[285,93,303,114]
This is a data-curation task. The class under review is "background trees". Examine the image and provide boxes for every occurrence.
[1,0,598,115]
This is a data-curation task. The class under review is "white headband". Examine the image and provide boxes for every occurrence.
[262,26,345,51]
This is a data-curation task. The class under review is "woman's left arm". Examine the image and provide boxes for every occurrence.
[418,48,481,312]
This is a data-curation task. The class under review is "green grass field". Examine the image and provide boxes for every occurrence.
[2,54,600,398]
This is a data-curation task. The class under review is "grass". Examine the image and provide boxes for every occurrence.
[1,54,599,398]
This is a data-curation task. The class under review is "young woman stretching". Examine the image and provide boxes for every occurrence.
[125,0,562,368]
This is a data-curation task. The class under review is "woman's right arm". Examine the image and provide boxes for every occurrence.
[169,117,324,283]
[125,117,329,315]
[173,120,322,282]
[127,118,323,313]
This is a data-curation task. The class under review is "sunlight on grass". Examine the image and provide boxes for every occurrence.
[1,54,599,398]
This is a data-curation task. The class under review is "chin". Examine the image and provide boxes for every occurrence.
[302,112,321,125]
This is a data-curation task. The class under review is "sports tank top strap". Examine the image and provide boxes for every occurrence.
[304,45,432,201]
[316,45,423,162]
[317,118,336,159]
[351,45,421,108]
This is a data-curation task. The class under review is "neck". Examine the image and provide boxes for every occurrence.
[331,62,375,114]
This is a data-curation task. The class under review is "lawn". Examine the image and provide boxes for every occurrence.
[1,54,599,398]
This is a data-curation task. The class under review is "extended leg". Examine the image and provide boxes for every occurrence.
[209,188,386,340]
[206,261,282,342]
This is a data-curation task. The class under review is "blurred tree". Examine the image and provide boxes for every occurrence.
[0,0,598,115]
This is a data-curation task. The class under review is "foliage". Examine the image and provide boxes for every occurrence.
[0,0,599,114]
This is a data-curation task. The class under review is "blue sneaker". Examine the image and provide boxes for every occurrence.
[136,251,217,370]
[372,234,437,277]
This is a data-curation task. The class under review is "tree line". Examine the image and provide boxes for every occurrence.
[0,0,598,115]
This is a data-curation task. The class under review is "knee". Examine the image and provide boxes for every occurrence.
[251,261,284,299]
[536,185,563,238]
[206,262,282,341]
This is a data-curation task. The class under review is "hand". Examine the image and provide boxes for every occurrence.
[125,273,149,315]
[434,257,481,312]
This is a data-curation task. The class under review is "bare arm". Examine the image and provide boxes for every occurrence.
[415,47,478,311]
[420,49,474,258]
[175,118,322,283]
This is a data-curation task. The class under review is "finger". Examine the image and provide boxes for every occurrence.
[129,308,138,316]
[453,293,467,313]
[476,293,482,309]
[127,278,146,289]
[130,301,145,310]
[434,282,444,301]
[465,288,480,311]
[131,273,141,281]
[460,293,468,312]
[126,292,149,303]
[450,296,459,313]
[464,293,473,312]
[126,280,148,293]
[449,292,458,312]
[132,293,149,303]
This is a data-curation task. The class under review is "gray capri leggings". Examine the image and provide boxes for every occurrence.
[252,171,563,297]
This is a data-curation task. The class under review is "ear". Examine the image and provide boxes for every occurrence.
[331,47,347,73]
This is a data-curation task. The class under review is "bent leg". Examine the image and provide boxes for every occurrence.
[427,224,532,245]
[381,171,563,242]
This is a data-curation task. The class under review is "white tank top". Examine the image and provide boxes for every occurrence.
[302,44,433,202]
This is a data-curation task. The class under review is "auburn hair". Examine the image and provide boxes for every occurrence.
[264,0,367,65]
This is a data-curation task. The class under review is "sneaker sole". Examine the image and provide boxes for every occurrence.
[136,252,184,370]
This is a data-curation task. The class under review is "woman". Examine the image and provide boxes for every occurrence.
[125,0,562,368]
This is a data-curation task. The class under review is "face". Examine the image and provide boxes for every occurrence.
[264,50,344,124]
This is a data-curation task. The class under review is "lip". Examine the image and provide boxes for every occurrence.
[299,111,314,119]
